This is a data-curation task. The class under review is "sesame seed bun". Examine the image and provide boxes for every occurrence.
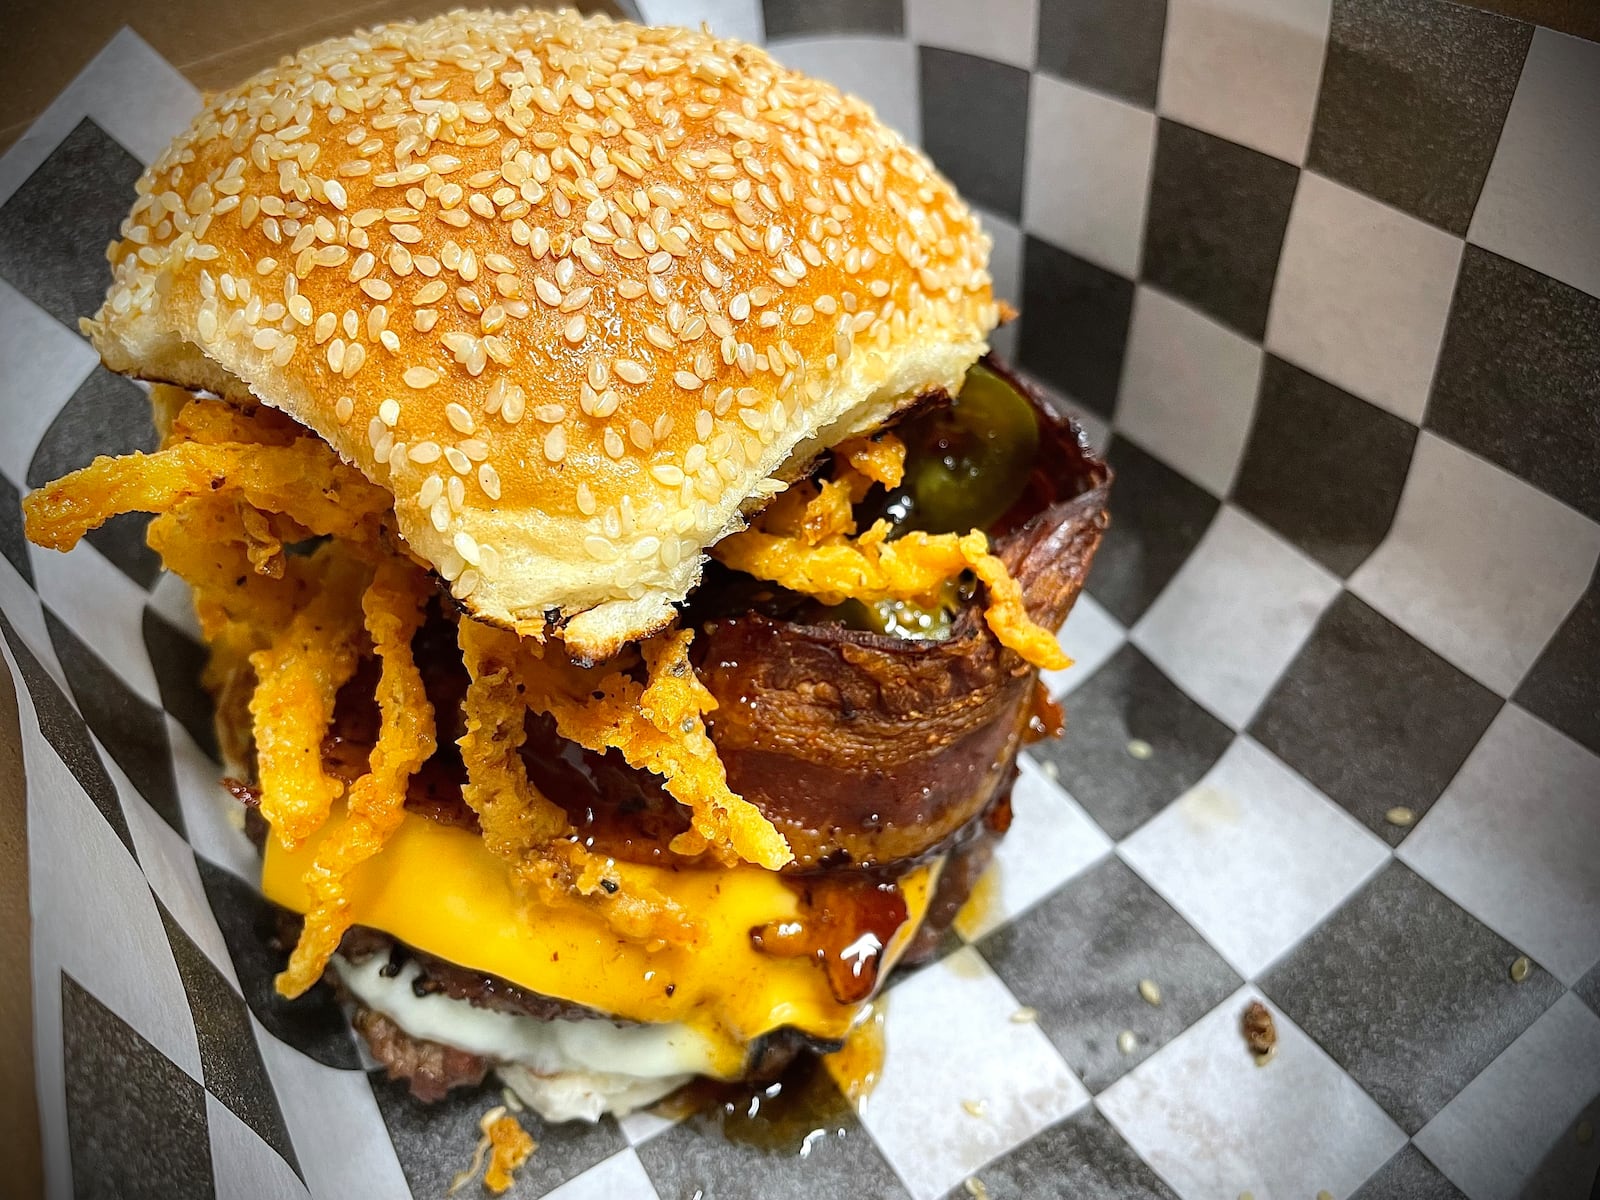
[84,8,999,658]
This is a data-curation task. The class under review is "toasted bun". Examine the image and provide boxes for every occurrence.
[85,8,997,657]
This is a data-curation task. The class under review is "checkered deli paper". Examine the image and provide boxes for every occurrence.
[1,0,1597,1196]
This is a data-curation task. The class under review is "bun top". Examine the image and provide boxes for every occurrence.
[85,8,998,658]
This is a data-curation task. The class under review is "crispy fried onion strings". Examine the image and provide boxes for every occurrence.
[757,432,906,548]
[836,431,907,492]
[508,629,792,870]
[147,501,323,641]
[164,394,302,447]
[248,550,369,849]
[717,521,1067,670]
[276,558,436,998]
[21,436,389,553]
[457,619,699,947]
[716,428,1065,670]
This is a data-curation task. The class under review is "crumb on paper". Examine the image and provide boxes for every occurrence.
[964,1177,991,1199]
[1116,1029,1138,1055]
[1138,978,1161,1006]
[1242,1000,1276,1062]
[962,1098,988,1118]
[1510,955,1531,983]
[1010,1006,1038,1023]
[449,1105,536,1196]
[1384,806,1416,828]
[1126,738,1153,760]
[484,1110,536,1194]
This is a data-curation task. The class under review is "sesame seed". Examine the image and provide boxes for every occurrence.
[1117,1030,1138,1055]
[409,441,442,464]
[961,1100,987,1119]
[1384,806,1416,828]
[404,366,439,389]
[563,314,587,343]
[1139,980,1162,1006]
[418,475,444,508]
[453,531,482,566]
[445,403,475,434]
[673,370,701,391]
[478,464,502,500]
[445,446,471,475]
[334,396,355,425]
[584,535,619,562]
[413,279,448,305]
[1510,956,1532,983]
[500,386,527,424]
[448,475,466,512]
[1009,1007,1037,1023]
[378,399,400,427]
[1126,738,1154,760]
[576,482,596,515]
[544,427,567,462]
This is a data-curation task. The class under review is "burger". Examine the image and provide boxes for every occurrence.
[23,9,1109,1129]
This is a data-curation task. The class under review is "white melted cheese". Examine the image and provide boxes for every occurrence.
[333,954,710,1121]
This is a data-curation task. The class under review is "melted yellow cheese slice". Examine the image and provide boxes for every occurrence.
[262,809,938,1079]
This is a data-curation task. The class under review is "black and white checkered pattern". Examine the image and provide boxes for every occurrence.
[2,4,1597,1196]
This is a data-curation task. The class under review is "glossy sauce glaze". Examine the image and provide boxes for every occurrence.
[750,875,910,1005]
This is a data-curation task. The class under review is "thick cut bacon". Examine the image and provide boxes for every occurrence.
[696,366,1110,870]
